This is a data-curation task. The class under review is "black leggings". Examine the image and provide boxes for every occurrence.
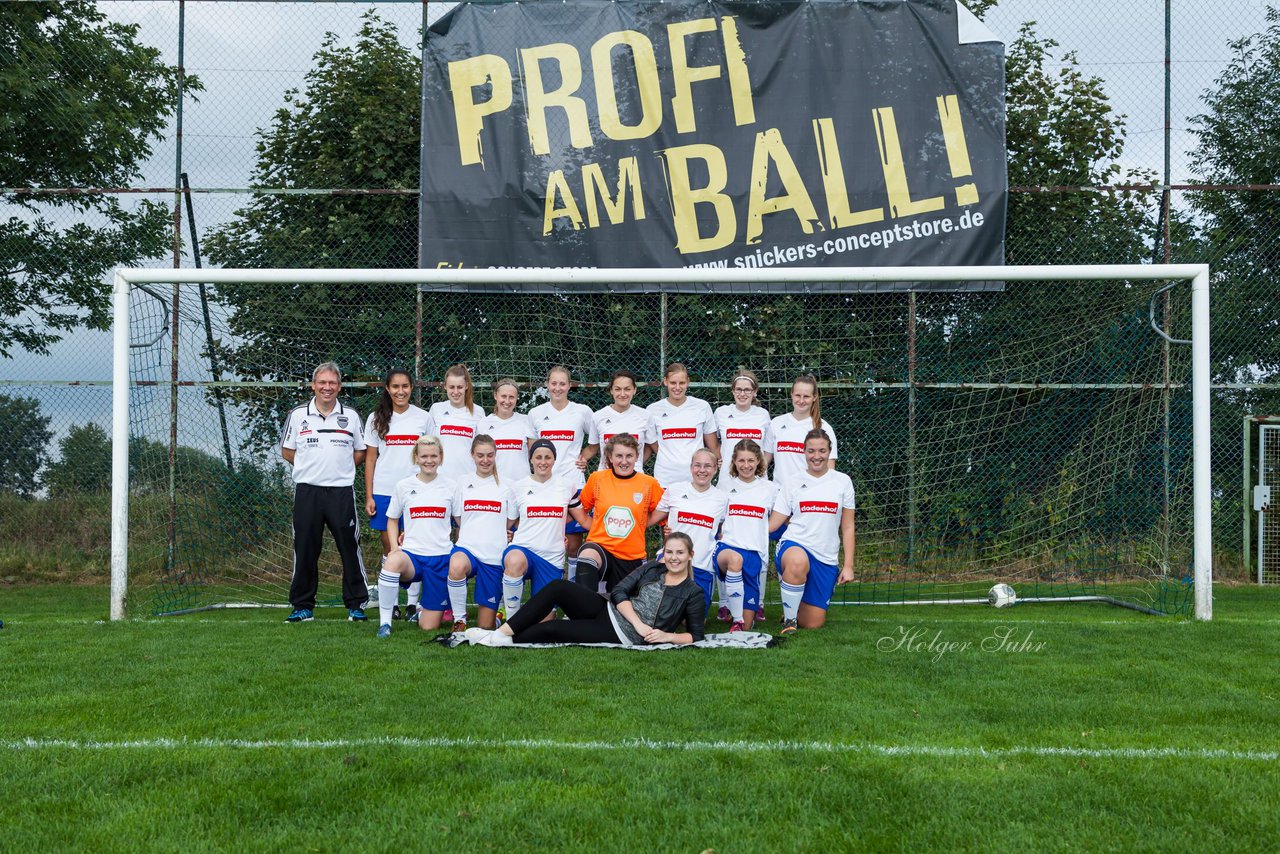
[504,580,623,644]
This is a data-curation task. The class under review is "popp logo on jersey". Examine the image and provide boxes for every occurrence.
[463,499,504,513]
[603,506,636,538]
[798,500,840,515]
[675,510,715,529]
[439,424,475,438]
[409,506,447,519]
[728,504,766,519]
[525,506,563,519]
[661,428,698,440]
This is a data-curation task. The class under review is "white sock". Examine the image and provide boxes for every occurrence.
[780,579,805,621]
[566,557,578,583]
[759,565,769,611]
[406,581,422,609]
[502,575,525,618]
[447,578,468,625]
[723,571,745,622]
[377,571,401,626]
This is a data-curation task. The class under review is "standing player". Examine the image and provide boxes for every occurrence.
[768,373,837,489]
[445,434,513,632]
[527,366,594,580]
[280,362,368,623]
[482,377,535,484]
[768,429,856,634]
[714,440,777,631]
[430,364,485,481]
[576,433,665,592]
[645,362,719,488]
[649,448,727,619]
[501,439,592,619]
[712,369,772,621]
[377,437,456,637]
[585,369,651,471]
[363,368,434,621]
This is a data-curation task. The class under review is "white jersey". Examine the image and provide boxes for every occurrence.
[772,469,856,566]
[364,404,435,495]
[508,475,580,566]
[719,476,779,560]
[713,404,772,485]
[453,473,511,566]
[646,396,717,487]
[481,412,535,485]
[589,404,650,470]
[386,473,456,556]
[767,413,838,490]
[527,400,594,490]
[429,401,486,481]
[280,399,366,487]
[656,481,727,571]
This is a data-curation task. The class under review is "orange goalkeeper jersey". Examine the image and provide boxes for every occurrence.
[580,469,664,560]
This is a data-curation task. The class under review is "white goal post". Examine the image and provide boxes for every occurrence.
[109,264,1212,621]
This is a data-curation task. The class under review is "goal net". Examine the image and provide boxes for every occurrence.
[112,266,1210,619]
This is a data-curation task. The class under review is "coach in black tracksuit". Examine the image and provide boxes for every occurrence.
[280,362,369,620]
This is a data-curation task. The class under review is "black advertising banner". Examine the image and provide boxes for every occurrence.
[421,0,1005,275]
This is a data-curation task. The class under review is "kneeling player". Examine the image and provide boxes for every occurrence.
[768,429,856,634]
[713,439,777,631]
[649,448,727,617]
[378,437,456,637]
[446,434,513,632]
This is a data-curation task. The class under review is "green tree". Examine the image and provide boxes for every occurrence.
[45,422,110,496]
[0,1,195,357]
[0,394,52,498]
[46,421,228,496]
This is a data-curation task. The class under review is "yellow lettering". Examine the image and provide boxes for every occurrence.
[719,17,756,127]
[592,31,663,141]
[447,55,514,168]
[745,128,820,245]
[659,143,735,254]
[542,170,584,235]
[937,95,979,206]
[668,18,720,134]
[583,158,645,228]
[874,106,945,218]
[813,117,884,229]
[519,43,593,156]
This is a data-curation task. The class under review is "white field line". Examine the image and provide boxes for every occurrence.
[22,615,1276,627]
[3,736,1276,762]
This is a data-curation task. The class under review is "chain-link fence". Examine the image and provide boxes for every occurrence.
[3,1,1276,597]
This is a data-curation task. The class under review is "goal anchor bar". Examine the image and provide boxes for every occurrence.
[109,264,1212,621]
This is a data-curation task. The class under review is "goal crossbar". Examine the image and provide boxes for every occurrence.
[109,264,1212,621]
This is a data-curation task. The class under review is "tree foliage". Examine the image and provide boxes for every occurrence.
[0,1,195,357]
[44,422,226,497]
[0,394,52,498]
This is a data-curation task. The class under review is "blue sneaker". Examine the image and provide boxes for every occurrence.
[348,608,367,622]
[376,623,392,639]
[285,608,313,623]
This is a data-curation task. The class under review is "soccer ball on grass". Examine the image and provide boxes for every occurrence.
[987,583,1017,608]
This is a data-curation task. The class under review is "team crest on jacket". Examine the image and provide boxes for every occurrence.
[337,415,349,428]
[632,492,643,504]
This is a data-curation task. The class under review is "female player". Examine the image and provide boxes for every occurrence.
[576,432,665,592]
[768,429,856,634]
[649,448,727,618]
[711,369,772,622]
[363,368,434,620]
[445,435,513,632]
[645,362,719,488]
[767,373,837,490]
[482,377,535,484]
[377,437,456,637]
[713,439,777,631]
[585,369,651,471]
[430,364,486,481]
[473,531,706,646]
[527,366,595,580]
[501,439,592,620]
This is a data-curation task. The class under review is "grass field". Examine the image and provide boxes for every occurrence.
[2,583,1278,851]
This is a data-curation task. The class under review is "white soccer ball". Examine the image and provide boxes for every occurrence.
[988,583,1017,608]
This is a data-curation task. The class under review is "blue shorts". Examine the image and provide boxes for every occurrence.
[714,543,763,612]
[775,540,839,610]
[565,490,587,535]
[369,494,402,533]
[503,545,563,595]
[692,567,716,610]
[403,551,451,611]
[451,546,503,611]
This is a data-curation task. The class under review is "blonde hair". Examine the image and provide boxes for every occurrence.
[444,364,475,414]
[793,373,822,432]
[664,361,689,380]
[413,435,443,463]
[547,365,572,384]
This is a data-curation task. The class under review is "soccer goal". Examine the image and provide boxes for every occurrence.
[109,265,1212,621]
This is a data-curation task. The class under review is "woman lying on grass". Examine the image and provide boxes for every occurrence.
[470,531,707,647]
